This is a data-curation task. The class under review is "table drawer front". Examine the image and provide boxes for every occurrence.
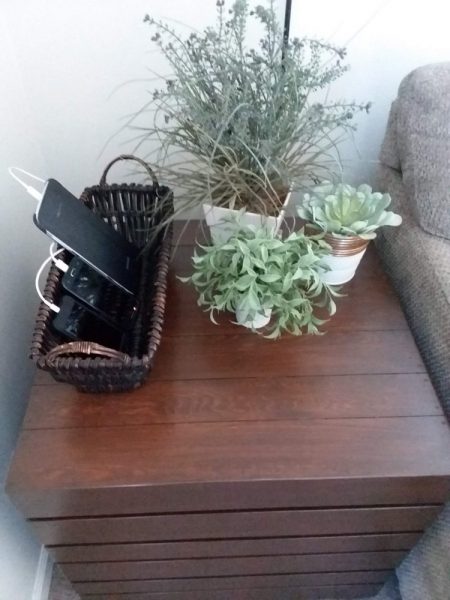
[12,477,450,519]
[64,550,405,581]
[75,583,382,599]
[32,505,439,545]
[51,531,421,563]
[74,571,390,595]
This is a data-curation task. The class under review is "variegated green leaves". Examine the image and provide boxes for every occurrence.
[179,225,340,338]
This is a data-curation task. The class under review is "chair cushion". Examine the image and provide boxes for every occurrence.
[394,63,450,240]
[376,165,450,418]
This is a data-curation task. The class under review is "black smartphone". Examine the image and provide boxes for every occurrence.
[61,256,138,329]
[35,179,139,295]
[51,295,126,351]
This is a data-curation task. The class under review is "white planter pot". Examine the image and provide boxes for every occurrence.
[235,306,272,329]
[320,247,368,285]
[203,191,291,245]
[317,234,370,285]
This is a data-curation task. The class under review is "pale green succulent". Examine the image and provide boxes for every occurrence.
[298,182,402,239]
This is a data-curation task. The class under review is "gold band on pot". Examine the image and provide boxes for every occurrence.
[323,233,369,256]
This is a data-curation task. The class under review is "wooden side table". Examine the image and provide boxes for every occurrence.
[7,230,450,600]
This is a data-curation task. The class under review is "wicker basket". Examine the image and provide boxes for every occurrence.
[30,155,173,393]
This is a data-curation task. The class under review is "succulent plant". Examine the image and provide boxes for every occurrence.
[179,224,340,338]
[298,182,402,239]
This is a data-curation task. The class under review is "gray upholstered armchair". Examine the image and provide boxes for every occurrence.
[376,62,450,418]
[375,63,450,600]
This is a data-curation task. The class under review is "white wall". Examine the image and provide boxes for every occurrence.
[290,0,450,184]
[2,0,285,196]
[0,9,48,600]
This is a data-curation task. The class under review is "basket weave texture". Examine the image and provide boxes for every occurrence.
[30,155,173,393]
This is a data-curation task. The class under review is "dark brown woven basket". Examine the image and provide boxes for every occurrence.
[30,155,173,393]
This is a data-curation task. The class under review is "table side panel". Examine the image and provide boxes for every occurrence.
[72,571,390,595]
[62,551,407,581]
[30,505,441,545]
[50,532,422,563]
[9,476,449,519]
[7,417,450,518]
[73,583,383,600]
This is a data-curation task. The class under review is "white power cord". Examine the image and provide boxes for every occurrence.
[49,242,69,273]
[8,166,45,202]
[10,169,68,311]
[35,244,65,313]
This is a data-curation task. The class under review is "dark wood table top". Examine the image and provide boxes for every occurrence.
[7,226,450,521]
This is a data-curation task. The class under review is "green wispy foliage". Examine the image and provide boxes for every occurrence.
[137,0,370,222]
[179,221,340,338]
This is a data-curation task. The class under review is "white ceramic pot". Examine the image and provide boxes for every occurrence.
[320,247,368,285]
[319,234,370,285]
[203,191,291,245]
[235,306,272,329]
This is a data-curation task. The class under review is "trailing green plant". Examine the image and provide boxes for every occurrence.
[179,222,340,338]
[134,0,370,224]
[298,182,402,239]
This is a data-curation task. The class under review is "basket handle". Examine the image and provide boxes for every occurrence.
[46,341,130,365]
[100,154,159,189]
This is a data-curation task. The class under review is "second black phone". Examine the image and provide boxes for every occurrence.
[61,256,138,330]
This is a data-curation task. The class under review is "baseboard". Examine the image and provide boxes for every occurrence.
[31,546,53,600]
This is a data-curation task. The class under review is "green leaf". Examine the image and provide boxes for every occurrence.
[261,245,268,262]
[259,273,281,283]
[209,310,219,325]
[292,267,304,280]
[246,288,261,312]
[282,272,293,293]
[234,274,254,291]
[265,327,281,339]
[328,297,337,316]
[251,257,266,270]
[236,239,250,255]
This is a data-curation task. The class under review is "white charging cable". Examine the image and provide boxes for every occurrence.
[11,168,67,312]
[8,166,44,202]
[49,242,69,273]
[35,244,65,313]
